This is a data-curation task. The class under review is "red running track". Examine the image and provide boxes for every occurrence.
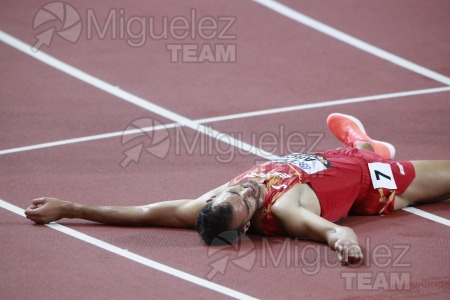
[1,0,449,299]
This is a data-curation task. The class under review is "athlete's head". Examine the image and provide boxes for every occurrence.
[196,181,264,245]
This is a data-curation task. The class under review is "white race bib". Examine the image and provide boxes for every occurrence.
[368,163,397,189]
[273,153,332,174]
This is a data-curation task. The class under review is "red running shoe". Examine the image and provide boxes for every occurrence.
[327,113,396,160]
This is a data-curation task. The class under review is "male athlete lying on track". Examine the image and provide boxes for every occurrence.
[25,113,450,265]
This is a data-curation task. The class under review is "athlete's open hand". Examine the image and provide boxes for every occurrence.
[25,197,71,224]
[335,238,363,265]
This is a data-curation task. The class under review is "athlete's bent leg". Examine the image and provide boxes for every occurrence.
[394,161,450,210]
[327,113,395,159]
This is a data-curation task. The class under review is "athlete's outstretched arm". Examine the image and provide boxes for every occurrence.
[273,204,363,265]
[24,183,228,228]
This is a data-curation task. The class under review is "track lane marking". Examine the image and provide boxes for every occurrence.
[2,86,450,156]
[252,0,450,86]
[0,122,179,155]
[197,86,450,123]
[402,207,450,227]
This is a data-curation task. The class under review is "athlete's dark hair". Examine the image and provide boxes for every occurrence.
[196,201,243,245]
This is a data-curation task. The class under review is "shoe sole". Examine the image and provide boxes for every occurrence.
[327,112,367,133]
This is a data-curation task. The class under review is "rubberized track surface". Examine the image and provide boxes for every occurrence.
[1,1,449,299]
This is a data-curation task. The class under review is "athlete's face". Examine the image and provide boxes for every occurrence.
[212,181,265,233]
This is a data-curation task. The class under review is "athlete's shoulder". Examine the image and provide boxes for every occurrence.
[271,183,321,216]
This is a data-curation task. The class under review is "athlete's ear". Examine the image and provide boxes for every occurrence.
[242,221,251,234]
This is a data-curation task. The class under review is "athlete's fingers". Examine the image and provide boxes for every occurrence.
[25,198,48,217]
[24,205,41,217]
[32,197,46,205]
[336,243,363,265]
[337,248,346,264]
[347,247,364,265]
[348,251,360,264]
[24,205,36,213]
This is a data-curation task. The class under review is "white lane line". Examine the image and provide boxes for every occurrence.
[402,207,450,227]
[252,0,450,86]
[198,86,450,123]
[0,199,257,300]
[0,30,277,161]
[0,122,179,155]
[2,86,450,156]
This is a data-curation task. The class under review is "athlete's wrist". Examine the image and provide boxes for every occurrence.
[65,201,81,219]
